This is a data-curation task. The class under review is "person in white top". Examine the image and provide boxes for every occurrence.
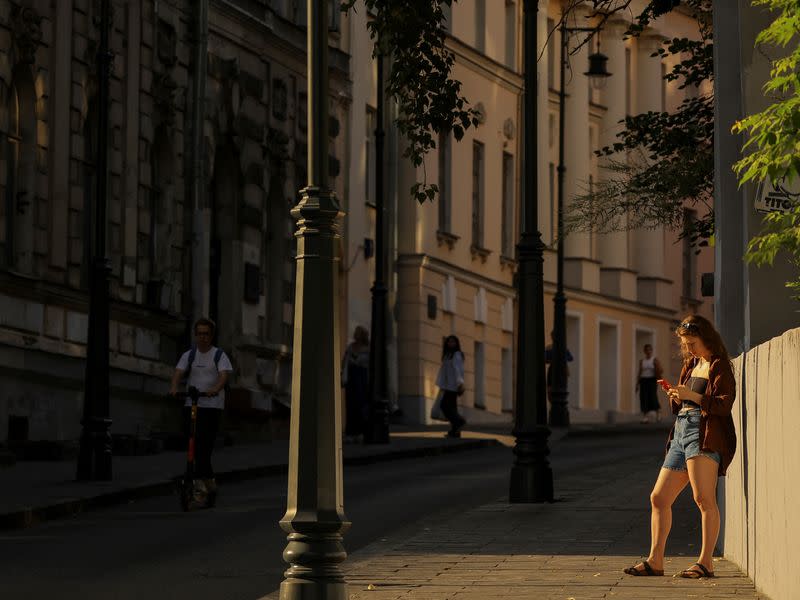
[435,335,467,438]
[169,318,233,495]
[636,344,663,423]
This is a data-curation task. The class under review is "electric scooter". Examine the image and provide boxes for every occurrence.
[174,387,214,511]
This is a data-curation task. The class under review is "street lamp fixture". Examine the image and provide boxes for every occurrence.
[586,36,612,90]
[509,0,554,504]
[550,21,611,429]
[364,51,390,445]
[76,0,113,482]
[278,1,349,598]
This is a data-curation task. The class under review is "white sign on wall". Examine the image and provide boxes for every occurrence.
[755,179,800,214]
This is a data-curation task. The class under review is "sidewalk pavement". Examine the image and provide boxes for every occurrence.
[314,450,764,600]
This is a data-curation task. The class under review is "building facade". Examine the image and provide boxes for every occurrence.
[344,0,715,425]
[0,0,349,443]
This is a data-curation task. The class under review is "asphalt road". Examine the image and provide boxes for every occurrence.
[0,431,666,600]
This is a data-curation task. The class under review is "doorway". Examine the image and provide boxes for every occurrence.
[598,321,620,413]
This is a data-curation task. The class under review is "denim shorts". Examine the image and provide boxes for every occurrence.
[663,409,721,471]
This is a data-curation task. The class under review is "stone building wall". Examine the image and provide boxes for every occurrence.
[0,0,350,442]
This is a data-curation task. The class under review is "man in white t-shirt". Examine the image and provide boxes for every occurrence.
[169,318,233,497]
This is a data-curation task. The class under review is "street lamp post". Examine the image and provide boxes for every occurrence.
[278,1,349,599]
[509,0,553,503]
[549,22,610,428]
[76,0,113,482]
[364,51,390,444]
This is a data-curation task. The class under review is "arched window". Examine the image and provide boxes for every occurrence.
[1,69,37,274]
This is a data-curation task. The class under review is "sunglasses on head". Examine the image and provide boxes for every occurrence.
[678,322,699,333]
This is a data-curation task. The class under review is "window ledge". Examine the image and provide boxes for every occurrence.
[470,244,491,263]
[436,230,460,250]
[500,254,517,271]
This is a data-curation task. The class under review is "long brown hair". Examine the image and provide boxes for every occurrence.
[675,314,730,364]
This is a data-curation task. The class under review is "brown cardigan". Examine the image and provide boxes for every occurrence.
[666,355,737,476]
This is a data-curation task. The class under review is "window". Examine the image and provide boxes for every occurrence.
[474,341,485,409]
[441,1,452,32]
[682,209,697,299]
[501,152,514,256]
[625,47,632,116]
[474,287,487,323]
[588,175,595,257]
[501,348,513,411]
[365,106,376,206]
[471,141,484,247]
[505,1,516,69]
[148,130,176,309]
[548,112,555,148]
[442,275,457,312]
[438,130,451,232]
[547,18,556,90]
[548,162,556,243]
[475,0,486,52]
[3,71,37,275]
[2,81,20,267]
[82,99,98,287]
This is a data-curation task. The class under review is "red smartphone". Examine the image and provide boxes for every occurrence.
[657,379,672,392]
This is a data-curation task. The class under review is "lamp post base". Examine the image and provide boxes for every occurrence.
[280,580,348,600]
[76,417,113,481]
[364,403,390,444]
[548,394,570,428]
[509,425,553,503]
[279,530,349,600]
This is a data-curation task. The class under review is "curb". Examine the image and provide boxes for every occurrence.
[0,437,498,532]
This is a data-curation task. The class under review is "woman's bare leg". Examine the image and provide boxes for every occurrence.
[685,456,720,573]
[629,468,689,573]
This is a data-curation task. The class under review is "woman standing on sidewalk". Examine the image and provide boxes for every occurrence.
[624,315,737,579]
[636,343,663,423]
[436,335,467,438]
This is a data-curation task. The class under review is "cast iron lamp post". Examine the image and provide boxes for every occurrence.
[278,1,349,599]
[364,51,390,444]
[76,0,113,481]
[549,22,610,428]
[509,0,553,503]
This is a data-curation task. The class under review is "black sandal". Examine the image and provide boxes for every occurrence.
[623,560,664,576]
[678,563,715,578]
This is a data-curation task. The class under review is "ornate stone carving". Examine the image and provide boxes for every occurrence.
[503,118,515,140]
[10,4,43,65]
[474,102,487,125]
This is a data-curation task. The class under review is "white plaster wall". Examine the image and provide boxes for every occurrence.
[722,327,800,600]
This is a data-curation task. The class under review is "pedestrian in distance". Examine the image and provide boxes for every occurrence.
[636,343,664,423]
[436,335,467,438]
[169,317,233,505]
[341,325,370,444]
[544,331,573,404]
[624,315,737,579]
